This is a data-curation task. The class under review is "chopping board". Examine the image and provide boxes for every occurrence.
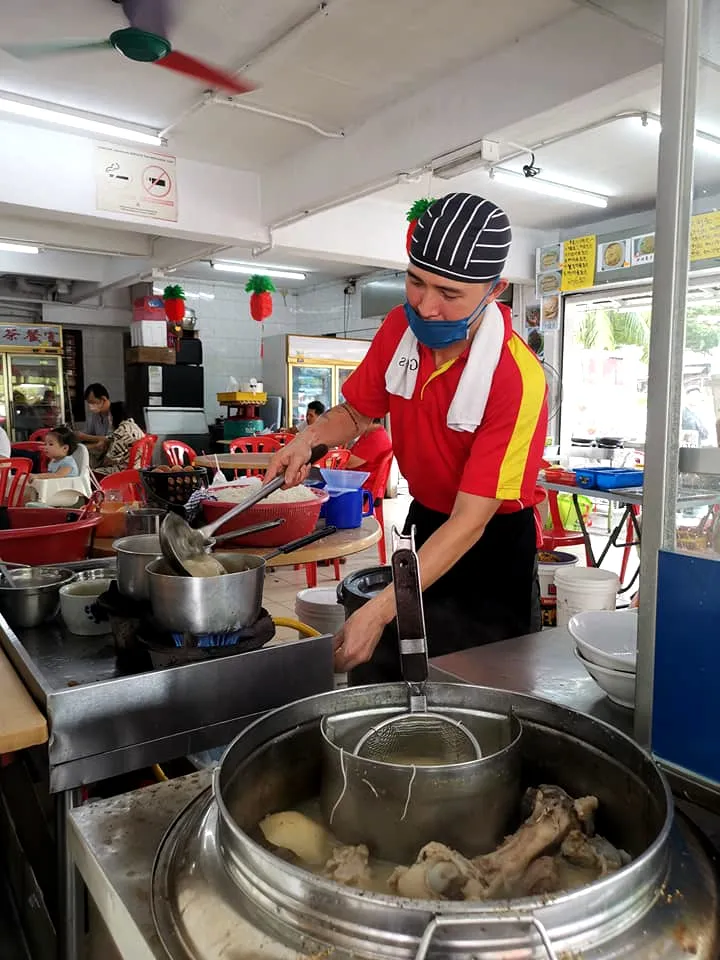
[0,646,47,753]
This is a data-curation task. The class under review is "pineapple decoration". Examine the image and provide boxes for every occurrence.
[163,284,186,351]
[405,197,436,254]
[245,274,276,321]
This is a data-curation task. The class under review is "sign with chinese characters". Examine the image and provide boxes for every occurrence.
[560,235,597,291]
[690,210,720,262]
[95,143,178,222]
[0,324,62,350]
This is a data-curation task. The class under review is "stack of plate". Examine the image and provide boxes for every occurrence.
[295,587,346,637]
[568,609,638,709]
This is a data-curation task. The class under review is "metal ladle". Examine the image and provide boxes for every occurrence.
[160,445,328,576]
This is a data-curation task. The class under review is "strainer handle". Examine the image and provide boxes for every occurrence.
[391,526,428,686]
[413,913,559,960]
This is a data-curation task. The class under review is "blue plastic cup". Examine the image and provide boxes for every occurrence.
[324,488,374,529]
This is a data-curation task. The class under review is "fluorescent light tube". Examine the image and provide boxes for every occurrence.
[0,240,40,254]
[490,169,608,208]
[0,96,162,146]
[638,113,720,157]
[212,262,306,281]
[153,286,214,301]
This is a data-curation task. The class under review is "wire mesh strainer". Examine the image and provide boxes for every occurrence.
[353,527,482,765]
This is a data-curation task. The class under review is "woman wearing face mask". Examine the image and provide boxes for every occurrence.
[265,193,548,682]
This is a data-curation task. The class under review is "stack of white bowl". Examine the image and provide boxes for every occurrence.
[567,609,638,709]
[295,587,346,637]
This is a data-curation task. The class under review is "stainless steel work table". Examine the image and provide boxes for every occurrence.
[0,613,334,960]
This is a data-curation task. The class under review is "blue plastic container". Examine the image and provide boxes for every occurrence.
[324,488,374,529]
[574,467,644,490]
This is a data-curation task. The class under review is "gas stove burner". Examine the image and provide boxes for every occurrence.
[170,629,246,649]
[135,609,276,669]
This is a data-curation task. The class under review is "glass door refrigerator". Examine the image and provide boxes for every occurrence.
[263,335,370,429]
[0,322,65,440]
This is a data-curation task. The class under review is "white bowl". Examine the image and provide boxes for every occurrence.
[573,647,636,709]
[60,579,112,636]
[568,609,637,673]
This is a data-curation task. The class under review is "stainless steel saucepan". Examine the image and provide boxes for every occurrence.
[145,526,337,635]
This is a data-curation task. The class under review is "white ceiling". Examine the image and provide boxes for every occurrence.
[0,0,577,168]
[173,249,376,290]
[377,60,720,232]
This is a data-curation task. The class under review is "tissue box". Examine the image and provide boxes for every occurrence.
[131,321,169,347]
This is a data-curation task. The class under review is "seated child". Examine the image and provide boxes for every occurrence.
[41,425,80,478]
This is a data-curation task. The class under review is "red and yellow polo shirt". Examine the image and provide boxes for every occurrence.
[342,303,548,516]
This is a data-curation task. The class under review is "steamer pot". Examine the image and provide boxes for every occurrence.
[152,683,720,960]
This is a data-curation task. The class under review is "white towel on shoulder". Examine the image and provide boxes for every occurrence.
[384,301,505,433]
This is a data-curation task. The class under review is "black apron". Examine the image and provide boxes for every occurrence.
[349,499,541,685]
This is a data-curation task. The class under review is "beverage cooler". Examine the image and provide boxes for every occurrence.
[262,334,370,429]
[0,322,65,440]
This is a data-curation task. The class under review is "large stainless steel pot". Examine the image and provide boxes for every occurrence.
[145,553,264,634]
[152,684,719,960]
[113,534,162,600]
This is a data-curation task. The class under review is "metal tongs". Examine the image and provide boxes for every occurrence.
[159,444,328,575]
[353,527,482,764]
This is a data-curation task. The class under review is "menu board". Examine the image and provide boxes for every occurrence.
[690,210,720,262]
[560,235,596,291]
[597,239,630,273]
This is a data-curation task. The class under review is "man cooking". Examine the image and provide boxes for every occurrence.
[265,192,548,683]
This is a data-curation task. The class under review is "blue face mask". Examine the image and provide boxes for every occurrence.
[403,279,499,349]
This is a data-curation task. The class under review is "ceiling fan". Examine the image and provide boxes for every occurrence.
[1,0,255,96]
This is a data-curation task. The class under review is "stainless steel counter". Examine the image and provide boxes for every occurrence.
[430,625,633,734]
[0,618,334,792]
[68,626,720,960]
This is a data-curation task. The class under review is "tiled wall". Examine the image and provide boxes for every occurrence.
[172,277,298,420]
[63,325,126,428]
[289,283,383,340]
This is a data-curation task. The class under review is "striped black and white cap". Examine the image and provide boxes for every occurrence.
[409,192,512,283]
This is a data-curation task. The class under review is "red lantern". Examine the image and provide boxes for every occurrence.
[245,274,276,321]
[163,285,186,351]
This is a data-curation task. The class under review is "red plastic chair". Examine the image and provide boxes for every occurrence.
[229,436,281,454]
[229,436,281,478]
[317,448,351,470]
[29,428,52,442]
[365,451,394,566]
[267,432,293,446]
[0,458,32,506]
[540,489,593,566]
[12,441,48,473]
[99,469,144,503]
[163,440,197,467]
[129,434,157,469]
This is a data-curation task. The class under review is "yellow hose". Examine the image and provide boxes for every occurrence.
[272,617,320,638]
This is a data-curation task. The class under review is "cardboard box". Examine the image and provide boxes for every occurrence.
[130,320,169,348]
[126,347,176,366]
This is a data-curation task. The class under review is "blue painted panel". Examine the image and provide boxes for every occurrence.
[653,550,720,784]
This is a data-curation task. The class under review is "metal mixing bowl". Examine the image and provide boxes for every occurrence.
[0,567,77,628]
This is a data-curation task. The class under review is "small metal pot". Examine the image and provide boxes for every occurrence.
[113,535,162,600]
[145,553,264,635]
[125,508,165,536]
[0,567,77,629]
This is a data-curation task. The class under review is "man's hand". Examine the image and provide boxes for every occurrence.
[264,435,314,487]
[333,599,390,672]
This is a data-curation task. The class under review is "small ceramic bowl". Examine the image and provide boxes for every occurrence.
[59,579,113,636]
